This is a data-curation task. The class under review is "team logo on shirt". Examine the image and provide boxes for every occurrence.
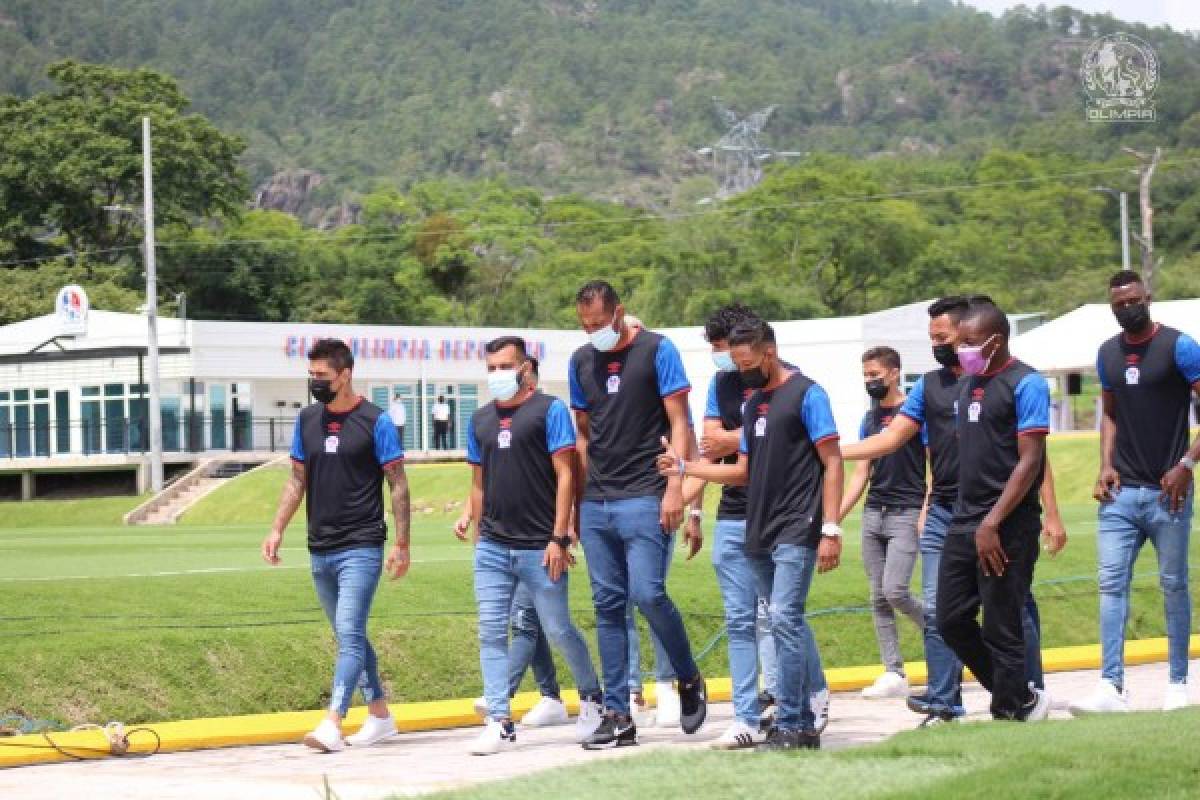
[754,403,769,437]
[967,388,984,423]
[498,417,513,448]
[324,435,339,454]
[1124,354,1141,386]
[606,361,621,394]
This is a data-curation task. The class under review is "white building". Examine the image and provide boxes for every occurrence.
[0,297,1040,499]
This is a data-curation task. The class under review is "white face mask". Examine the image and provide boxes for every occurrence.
[589,316,621,352]
[711,350,735,372]
[487,369,521,402]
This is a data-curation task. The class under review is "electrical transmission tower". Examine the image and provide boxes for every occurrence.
[696,98,801,200]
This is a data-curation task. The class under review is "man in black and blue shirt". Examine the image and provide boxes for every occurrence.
[660,318,844,751]
[464,336,605,755]
[264,338,411,753]
[570,280,706,749]
[935,302,1052,721]
[1071,270,1200,715]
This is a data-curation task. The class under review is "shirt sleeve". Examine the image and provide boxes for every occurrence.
[858,412,869,441]
[1175,333,1200,384]
[545,399,577,455]
[1015,373,1051,435]
[739,427,749,455]
[655,336,691,398]
[289,416,305,463]
[466,415,481,465]
[801,384,839,445]
[898,376,926,424]
[920,421,930,447]
[568,357,589,411]
[374,414,405,466]
[704,376,721,419]
[1096,351,1112,391]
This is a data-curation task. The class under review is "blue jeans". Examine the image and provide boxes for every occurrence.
[580,496,699,715]
[1097,486,1193,687]
[506,584,560,698]
[921,504,1044,712]
[310,546,386,717]
[757,597,779,698]
[627,532,676,689]
[474,539,601,720]
[748,543,820,732]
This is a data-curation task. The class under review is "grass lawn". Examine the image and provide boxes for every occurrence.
[0,436,1196,727]
[422,708,1200,800]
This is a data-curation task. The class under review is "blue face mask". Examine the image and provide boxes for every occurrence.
[712,350,735,372]
[589,316,621,352]
[487,369,521,402]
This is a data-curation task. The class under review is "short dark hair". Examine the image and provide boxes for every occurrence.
[927,296,969,322]
[528,356,540,377]
[485,335,528,359]
[862,346,901,370]
[966,293,996,307]
[962,302,1010,338]
[575,280,620,311]
[307,338,354,372]
[705,303,759,343]
[728,318,776,348]
[1109,270,1143,289]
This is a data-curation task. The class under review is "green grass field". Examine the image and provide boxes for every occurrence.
[423,708,1200,800]
[0,436,1196,728]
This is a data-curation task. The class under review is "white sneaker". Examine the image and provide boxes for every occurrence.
[710,720,765,750]
[631,693,656,728]
[1163,682,1190,712]
[654,681,681,728]
[345,713,397,747]
[472,696,487,717]
[521,696,569,727]
[1021,685,1051,722]
[1068,680,1129,716]
[861,671,909,699]
[468,718,516,756]
[810,688,831,734]
[574,698,605,743]
[302,719,345,753]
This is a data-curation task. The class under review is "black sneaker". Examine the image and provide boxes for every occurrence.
[906,694,932,715]
[678,676,708,734]
[756,727,819,751]
[918,710,959,729]
[581,712,637,750]
[757,691,777,732]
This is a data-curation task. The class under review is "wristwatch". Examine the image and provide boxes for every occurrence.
[821,522,843,539]
[552,535,572,549]
[1181,455,1197,471]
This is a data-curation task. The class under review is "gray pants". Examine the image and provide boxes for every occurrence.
[862,506,925,675]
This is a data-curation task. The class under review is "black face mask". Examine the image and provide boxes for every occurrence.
[1114,302,1150,334]
[865,379,889,400]
[932,343,960,369]
[309,378,337,405]
[740,362,770,390]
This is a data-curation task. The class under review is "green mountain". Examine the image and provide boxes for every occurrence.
[3,0,1199,204]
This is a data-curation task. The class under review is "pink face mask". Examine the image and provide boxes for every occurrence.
[957,335,997,376]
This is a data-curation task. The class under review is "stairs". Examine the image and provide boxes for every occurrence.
[124,455,286,526]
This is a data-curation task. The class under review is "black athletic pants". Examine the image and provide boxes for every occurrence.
[936,514,1040,719]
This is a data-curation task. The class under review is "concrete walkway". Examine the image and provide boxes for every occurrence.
[1,660,1194,800]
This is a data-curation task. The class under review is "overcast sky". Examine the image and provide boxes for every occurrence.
[960,1,1200,33]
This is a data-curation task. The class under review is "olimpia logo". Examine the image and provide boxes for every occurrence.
[1081,32,1159,123]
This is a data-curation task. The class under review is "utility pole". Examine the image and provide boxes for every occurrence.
[143,116,164,493]
[1091,186,1131,271]
[1123,146,1162,293]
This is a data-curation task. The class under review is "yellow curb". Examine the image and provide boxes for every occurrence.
[1,635,1196,769]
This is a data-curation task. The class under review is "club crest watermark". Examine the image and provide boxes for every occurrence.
[1081,33,1158,122]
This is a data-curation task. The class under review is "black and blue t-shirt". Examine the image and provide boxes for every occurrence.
[568,329,690,501]
[952,360,1049,531]
[738,372,839,553]
[898,368,962,508]
[467,391,577,549]
[859,403,927,509]
[1097,325,1200,489]
[290,398,404,553]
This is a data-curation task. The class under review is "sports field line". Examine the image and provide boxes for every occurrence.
[0,556,474,582]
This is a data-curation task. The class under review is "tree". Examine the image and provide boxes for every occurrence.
[0,60,246,272]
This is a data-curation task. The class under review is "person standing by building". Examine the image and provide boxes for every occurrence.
[388,391,407,447]
[660,318,844,751]
[935,302,1052,722]
[262,338,411,753]
[570,280,706,749]
[432,395,452,450]
[464,336,605,754]
[1071,270,1200,715]
[839,346,926,700]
